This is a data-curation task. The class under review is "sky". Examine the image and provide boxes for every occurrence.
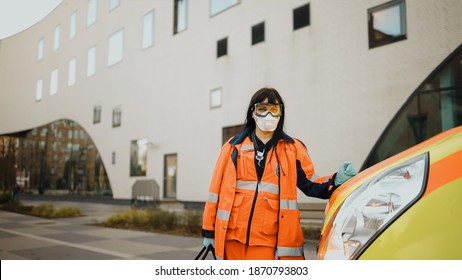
[0,0,63,40]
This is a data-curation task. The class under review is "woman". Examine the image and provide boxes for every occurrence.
[201,87,356,260]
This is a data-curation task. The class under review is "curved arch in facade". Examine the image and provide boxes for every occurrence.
[0,119,112,196]
[362,43,462,170]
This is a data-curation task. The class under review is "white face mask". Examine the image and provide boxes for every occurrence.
[254,113,280,132]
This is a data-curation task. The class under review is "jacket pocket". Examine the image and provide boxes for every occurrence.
[262,197,279,235]
[228,193,245,229]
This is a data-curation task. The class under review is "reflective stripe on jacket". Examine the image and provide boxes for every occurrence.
[202,128,335,259]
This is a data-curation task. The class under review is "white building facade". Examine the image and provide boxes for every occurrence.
[1,0,461,202]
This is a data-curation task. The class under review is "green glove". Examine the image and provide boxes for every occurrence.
[335,161,357,186]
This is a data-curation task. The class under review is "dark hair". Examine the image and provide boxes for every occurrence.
[244,87,285,141]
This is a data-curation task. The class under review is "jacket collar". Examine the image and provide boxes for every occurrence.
[229,127,294,146]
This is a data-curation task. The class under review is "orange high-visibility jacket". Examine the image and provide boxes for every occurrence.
[202,128,337,259]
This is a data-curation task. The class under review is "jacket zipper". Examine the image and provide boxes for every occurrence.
[245,177,261,246]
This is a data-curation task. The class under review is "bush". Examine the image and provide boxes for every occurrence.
[29,203,82,219]
[0,192,13,204]
[31,203,55,217]
[103,208,201,236]
[302,226,321,240]
[182,210,202,235]
[54,206,82,218]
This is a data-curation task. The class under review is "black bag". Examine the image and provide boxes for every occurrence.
[195,245,217,260]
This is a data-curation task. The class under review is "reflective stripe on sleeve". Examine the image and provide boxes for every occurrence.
[280,199,297,210]
[208,192,218,203]
[217,209,230,221]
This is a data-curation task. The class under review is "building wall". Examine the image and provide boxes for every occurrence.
[0,0,461,201]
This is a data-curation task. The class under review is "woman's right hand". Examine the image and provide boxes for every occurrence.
[203,237,215,248]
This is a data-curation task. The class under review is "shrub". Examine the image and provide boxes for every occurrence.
[0,192,13,204]
[302,226,321,240]
[29,203,82,219]
[103,208,201,236]
[145,209,179,230]
[31,203,55,217]
[182,210,202,235]
[55,206,82,218]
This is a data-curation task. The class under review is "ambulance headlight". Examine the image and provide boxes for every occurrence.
[320,153,428,260]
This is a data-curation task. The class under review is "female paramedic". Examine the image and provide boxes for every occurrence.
[201,87,357,260]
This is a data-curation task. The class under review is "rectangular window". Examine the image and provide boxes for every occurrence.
[163,153,177,199]
[87,46,96,76]
[217,37,227,58]
[112,106,122,127]
[142,10,155,49]
[109,0,120,11]
[68,58,76,86]
[87,0,98,27]
[293,3,310,30]
[69,12,77,39]
[50,69,59,96]
[93,104,101,124]
[130,138,148,177]
[173,0,188,34]
[108,29,124,66]
[37,38,44,60]
[210,88,222,108]
[210,0,239,16]
[368,0,407,49]
[251,22,265,45]
[36,79,43,101]
[53,25,61,50]
[222,124,244,145]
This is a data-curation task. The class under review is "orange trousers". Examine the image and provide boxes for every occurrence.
[224,240,275,260]
[224,240,305,260]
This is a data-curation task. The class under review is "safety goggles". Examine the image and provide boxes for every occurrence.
[254,103,283,117]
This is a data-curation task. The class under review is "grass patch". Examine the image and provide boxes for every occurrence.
[302,226,321,240]
[100,209,202,237]
[0,194,83,219]
[30,203,82,218]
[100,208,319,239]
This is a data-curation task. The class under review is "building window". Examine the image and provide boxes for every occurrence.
[368,0,407,49]
[130,138,148,177]
[164,153,177,199]
[223,124,244,144]
[112,151,116,164]
[87,0,98,27]
[69,12,77,39]
[50,69,59,96]
[112,106,122,127]
[108,29,124,66]
[173,0,188,34]
[210,88,222,108]
[37,38,44,60]
[109,0,120,11]
[68,58,76,86]
[36,79,43,101]
[293,3,310,30]
[53,25,61,50]
[217,37,227,58]
[251,22,265,45]
[142,10,155,49]
[210,0,239,16]
[87,46,96,77]
[93,105,101,124]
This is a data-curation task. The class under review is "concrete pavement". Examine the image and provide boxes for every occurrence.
[0,198,318,260]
